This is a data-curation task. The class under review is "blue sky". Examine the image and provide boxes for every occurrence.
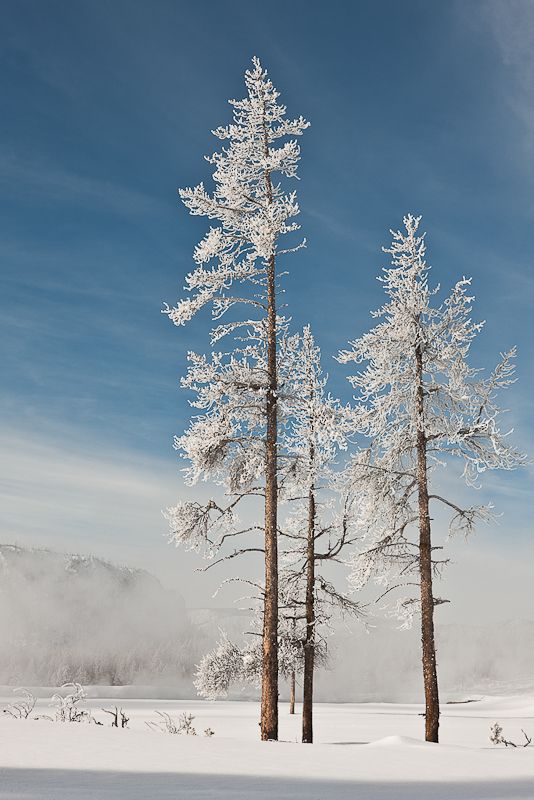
[1,0,533,616]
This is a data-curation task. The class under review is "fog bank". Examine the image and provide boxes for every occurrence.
[0,545,206,686]
[1,544,533,702]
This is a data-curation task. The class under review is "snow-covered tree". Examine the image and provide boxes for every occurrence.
[193,633,244,700]
[163,58,309,741]
[281,327,362,743]
[193,607,306,702]
[193,573,328,705]
[338,214,525,743]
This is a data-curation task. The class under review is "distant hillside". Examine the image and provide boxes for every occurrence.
[0,544,206,686]
[0,544,161,591]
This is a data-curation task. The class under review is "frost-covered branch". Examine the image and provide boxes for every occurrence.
[339,214,525,743]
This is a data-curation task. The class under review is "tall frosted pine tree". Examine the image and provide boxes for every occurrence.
[339,215,524,743]
[163,58,309,741]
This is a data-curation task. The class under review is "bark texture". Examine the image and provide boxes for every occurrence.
[302,486,316,744]
[289,671,296,715]
[415,344,440,743]
[260,111,279,739]
[261,250,279,741]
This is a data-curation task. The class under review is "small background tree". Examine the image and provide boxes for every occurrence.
[281,326,362,742]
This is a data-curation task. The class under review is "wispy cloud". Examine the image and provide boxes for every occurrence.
[0,423,265,607]
[484,0,534,73]
[303,206,377,249]
[1,426,172,537]
[462,0,534,167]
[0,425,203,589]
[0,153,165,217]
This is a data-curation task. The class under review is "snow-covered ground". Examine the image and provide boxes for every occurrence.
[0,693,533,798]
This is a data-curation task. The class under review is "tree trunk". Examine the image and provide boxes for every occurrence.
[289,671,296,715]
[260,106,279,738]
[261,250,279,741]
[415,345,440,743]
[302,485,315,744]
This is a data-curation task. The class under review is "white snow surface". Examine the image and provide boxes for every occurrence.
[0,693,533,798]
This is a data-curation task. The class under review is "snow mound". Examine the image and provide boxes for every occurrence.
[367,735,427,747]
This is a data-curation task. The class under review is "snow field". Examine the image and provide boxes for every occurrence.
[0,695,533,798]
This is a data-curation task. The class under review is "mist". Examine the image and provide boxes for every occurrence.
[312,618,534,703]
[1,541,533,704]
[0,544,207,688]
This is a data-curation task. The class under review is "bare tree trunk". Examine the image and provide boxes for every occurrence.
[302,485,315,744]
[415,345,440,743]
[289,671,296,715]
[260,107,279,740]
[261,250,279,741]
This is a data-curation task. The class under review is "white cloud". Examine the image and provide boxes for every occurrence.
[0,153,164,217]
[1,419,532,623]
[484,0,534,71]
[463,0,534,158]
[0,425,219,602]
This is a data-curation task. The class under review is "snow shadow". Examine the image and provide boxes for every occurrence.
[0,768,532,800]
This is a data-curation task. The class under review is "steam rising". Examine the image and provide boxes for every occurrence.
[1,544,533,701]
[0,545,205,686]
